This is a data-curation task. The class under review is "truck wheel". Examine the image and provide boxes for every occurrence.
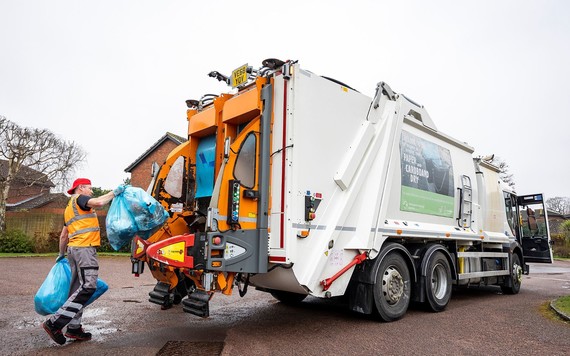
[501,253,522,295]
[425,251,452,312]
[373,252,411,321]
[270,290,308,304]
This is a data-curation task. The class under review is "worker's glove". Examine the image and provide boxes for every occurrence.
[113,184,126,196]
[56,253,65,262]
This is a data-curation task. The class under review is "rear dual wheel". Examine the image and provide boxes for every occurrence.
[373,249,452,320]
[373,252,411,321]
[424,251,452,312]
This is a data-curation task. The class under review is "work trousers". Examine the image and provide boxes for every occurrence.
[49,246,98,330]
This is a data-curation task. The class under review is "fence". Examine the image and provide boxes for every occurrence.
[6,209,109,253]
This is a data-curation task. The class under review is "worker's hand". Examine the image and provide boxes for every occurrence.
[56,253,65,262]
[113,184,126,197]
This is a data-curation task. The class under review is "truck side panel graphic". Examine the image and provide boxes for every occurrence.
[400,130,454,217]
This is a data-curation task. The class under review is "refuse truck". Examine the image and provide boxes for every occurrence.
[129,59,553,321]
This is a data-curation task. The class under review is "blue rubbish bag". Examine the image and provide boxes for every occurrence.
[106,194,138,251]
[122,186,169,234]
[86,279,108,306]
[106,186,169,250]
[34,258,109,315]
[34,259,71,316]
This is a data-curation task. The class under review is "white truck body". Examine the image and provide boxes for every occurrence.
[251,63,525,297]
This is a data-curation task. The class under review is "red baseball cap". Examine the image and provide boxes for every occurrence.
[67,178,92,195]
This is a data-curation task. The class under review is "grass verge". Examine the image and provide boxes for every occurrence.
[553,295,570,316]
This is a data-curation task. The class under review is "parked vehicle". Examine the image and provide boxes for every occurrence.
[130,59,553,321]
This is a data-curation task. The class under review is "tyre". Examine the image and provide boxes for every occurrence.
[501,253,522,295]
[270,290,308,304]
[424,251,452,312]
[373,252,411,321]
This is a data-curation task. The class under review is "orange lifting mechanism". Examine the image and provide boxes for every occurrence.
[146,234,196,268]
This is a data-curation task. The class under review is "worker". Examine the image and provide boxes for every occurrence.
[42,178,125,345]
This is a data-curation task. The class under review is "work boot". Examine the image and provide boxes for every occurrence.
[42,320,66,345]
[65,326,92,341]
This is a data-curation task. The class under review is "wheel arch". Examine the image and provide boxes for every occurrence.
[501,240,525,294]
[505,240,527,274]
[419,244,457,279]
[513,244,524,268]
[370,242,418,285]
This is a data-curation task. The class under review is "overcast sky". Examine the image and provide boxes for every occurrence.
[1,1,569,199]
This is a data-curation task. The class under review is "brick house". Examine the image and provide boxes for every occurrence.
[2,160,69,252]
[124,132,187,190]
[548,209,570,235]
[1,160,67,212]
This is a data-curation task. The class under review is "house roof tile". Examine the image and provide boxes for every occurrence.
[124,132,187,172]
[6,192,67,211]
[0,160,54,187]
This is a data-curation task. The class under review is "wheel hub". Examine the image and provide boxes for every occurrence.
[513,263,523,284]
[431,264,447,299]
[382,266,404,304]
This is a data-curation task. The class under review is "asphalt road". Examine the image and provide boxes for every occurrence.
[1,257,569,356]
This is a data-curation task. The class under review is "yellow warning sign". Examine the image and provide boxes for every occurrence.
[160,241,185,262]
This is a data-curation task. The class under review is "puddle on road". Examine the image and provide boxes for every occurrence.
[14,307,119,341]
[90,319,118,337]
[77,308,118,338]
[83,307,107,317]
[14,316,44,330]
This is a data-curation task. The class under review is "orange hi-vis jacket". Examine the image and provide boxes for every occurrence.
[65,195,101,247]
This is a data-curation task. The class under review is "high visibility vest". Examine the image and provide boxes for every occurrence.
[65,195,101,247]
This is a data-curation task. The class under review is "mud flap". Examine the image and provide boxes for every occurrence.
[347,281,374,315]
[182,290,210,318]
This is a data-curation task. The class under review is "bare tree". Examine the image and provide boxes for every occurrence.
[546,197,570,215]
[483,155,515,190]
[0,116,86,232]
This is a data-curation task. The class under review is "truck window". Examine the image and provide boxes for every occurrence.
[233,132,256,188]
[164,156,184,198]
[520,205,546,238]
[503,191,517,236]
